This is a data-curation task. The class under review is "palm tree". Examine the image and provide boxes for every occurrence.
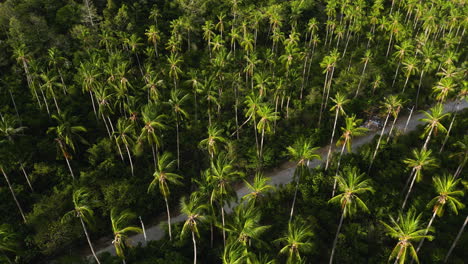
[328,166,374,264]
[0,166,27,223]
[125,34,144,77]
[138,103,166,167]
[332,115,368,197]
[40,71,62,114]
[256,104,279,161]
[209,152,243,246]
[148,152,183,241]
[180,195,207,264]
[274,220,314,264]
[381,210,433,264]
[439,87,467,153]
[287,137,320,222]
[221,241,251,264]
[110,208,142,263]
[420,103,450,150]
[391,40,413,88]
[402,148,438,210]
[47,47,67,94]
[432,78,456,103]
[243,94,262,155]
[444,215,468,263]
[114,118,136,176]
[167,89,190,168]
[47,112,87,180]
[167,53,183,89]
[416,174,464,253]
[401,56,418,93]
[325,93,349,170]
[62,189,101,264]
[199,126,227,160]
[369,95,403,169]
[145,25,160,57]
[242,173,274,206]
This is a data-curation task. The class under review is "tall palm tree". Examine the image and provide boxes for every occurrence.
[110,208,142,264]
[242,173,274,206]
[328,166,374,264]
[402,148,438,210]
[325,93,349,170]
[40,71,62,114]
[148,152,183,241]
[199,126,227,160]
[381,210,433,264]
[167,53,183,89]
[369,95,403,169]
[287,137,320,222]
[47,47,67,94]
[332,115,368,197]
[420,103,450,150]
[274,220,314,264]
[243,94,262,155]
[167,89,190,168]
[62,189,101,264]
[416,174,464,253]
[47,112,87,180]
[432,78,456,103]
[209,152,243,246]
[138,103,167,167]
[180,195,207,264]
[256,104,279,161]
[401,56,418,93]
[145,25,160,57]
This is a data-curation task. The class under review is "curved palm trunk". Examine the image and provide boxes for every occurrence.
[139,216,147,241]
[289,169,301,223]
[221,206,226,247]
[402,73,411,93]
[332,139,347,197]
[444,216,468,263]
[391,61,401,88]
[79,216,101,264]
[404,106,414,133]
[369,111,391,170]
[416,210,437,253]
[124,143,134,177]
[192,230,198,264]
[164,197,173,241]
[355,60,369,98]
[89,91,98,119]
[402,170,418,210]
[20,164,34,192]
[329,210,345,264]
[325,109,339,170]
[1,168,27,223]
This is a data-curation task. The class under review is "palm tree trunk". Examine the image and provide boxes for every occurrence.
[176,117,180,169]
[439,111,457,153]
[124,143,134,177]
[52,94,61,114]
[386,32,394,58]
[416,210,437,253]
[402,73,410,93]
[422,126,434,150]
[402,170,418,210]
[221,206,226,247]
[101,113,112,138]
[260,126,265,161]
[151,144,157,168]
[454,161,465,179]
[404,106,414,133]
[391,61,400,88]
[1,168,27,223]
[318,70,330,127]
[79,216,101,264]
[332,140,347,197]
[388,111,400,138]
[192,230,198,264]
[369,112,391,170]
[355,61,368,98]
[415,70,424,109]
[289,169,301,223]
[40,87,50,116]
[252,115,259,157]
[64,155,75,180]
[164,197,173,241]
[329,210,345,264]
[20,164,34,192]
[444,216,468,263]
[139,216,147,242]
[326,109,339,170]
[89,91,98,119]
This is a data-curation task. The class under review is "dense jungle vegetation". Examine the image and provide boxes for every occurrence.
[0,0,467,263]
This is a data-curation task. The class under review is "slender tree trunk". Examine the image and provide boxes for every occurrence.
[164,197,172,241]
[124,143,134,177]
[40,87,50,116]
[289,169,301,223]
[151,144,157,168]
[260,126,265,161]
[192,230,197,264]
[391,61,401,88]
[20,164,34,192]
[64,155,75,180]
[440,111,457,153]
[416,210,437,253]
[422,126,434,151]
[404,106,414,133]
[252,115,259,157]
[52,94,61,114]
[176,117,180,169]
[221,206,226,247]
[444,216,468,263]
[329,210,345,264]
[89,91,98,119]
[369,112,391,170]
[318,70,330,127]
[1,168,27,223]
[355,60,368,98]
[386,32,394,58]
[79,216,101,264]
[402,170,418,210]
[325,109,339,170]
[388,111,400,138]
[402,73,411,93]
[454,161,465,179]
[415,70,424,109]
[139,216,147,242]
[101,113,112,138]
[332,139,347,197]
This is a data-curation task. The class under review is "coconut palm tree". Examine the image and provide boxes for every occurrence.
[199,126,227,160]
[47,112,87,180]
[167,89,190,168]
[369,95,403,170]
[328,166,374,264]
[40,71,62,114]
[145,25,160,57]
[180,195,207,264]
[242,173,274,206]
[138,103,167,167]
[332,115,368,197]
[391,40,413,88]
[416,174,464,253]
[325,93,349,170]
[167,53,183,89]
[243,94,262,155]
[274,220,314,264]
[420,103,450,150]
[287,137,321,222]
[209,152,243,246]
[381,210,433,264]
[110,208,142,264]
[402,148,438,210]
[62,189,101,264]
[148,152,183,241]
[47,47,67,94]
[432,78,456,103]
[114,118,135,176]
[401,56,418,93]
[256,104,279,162]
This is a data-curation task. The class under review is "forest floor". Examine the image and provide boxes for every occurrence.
[86,100,467,258]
